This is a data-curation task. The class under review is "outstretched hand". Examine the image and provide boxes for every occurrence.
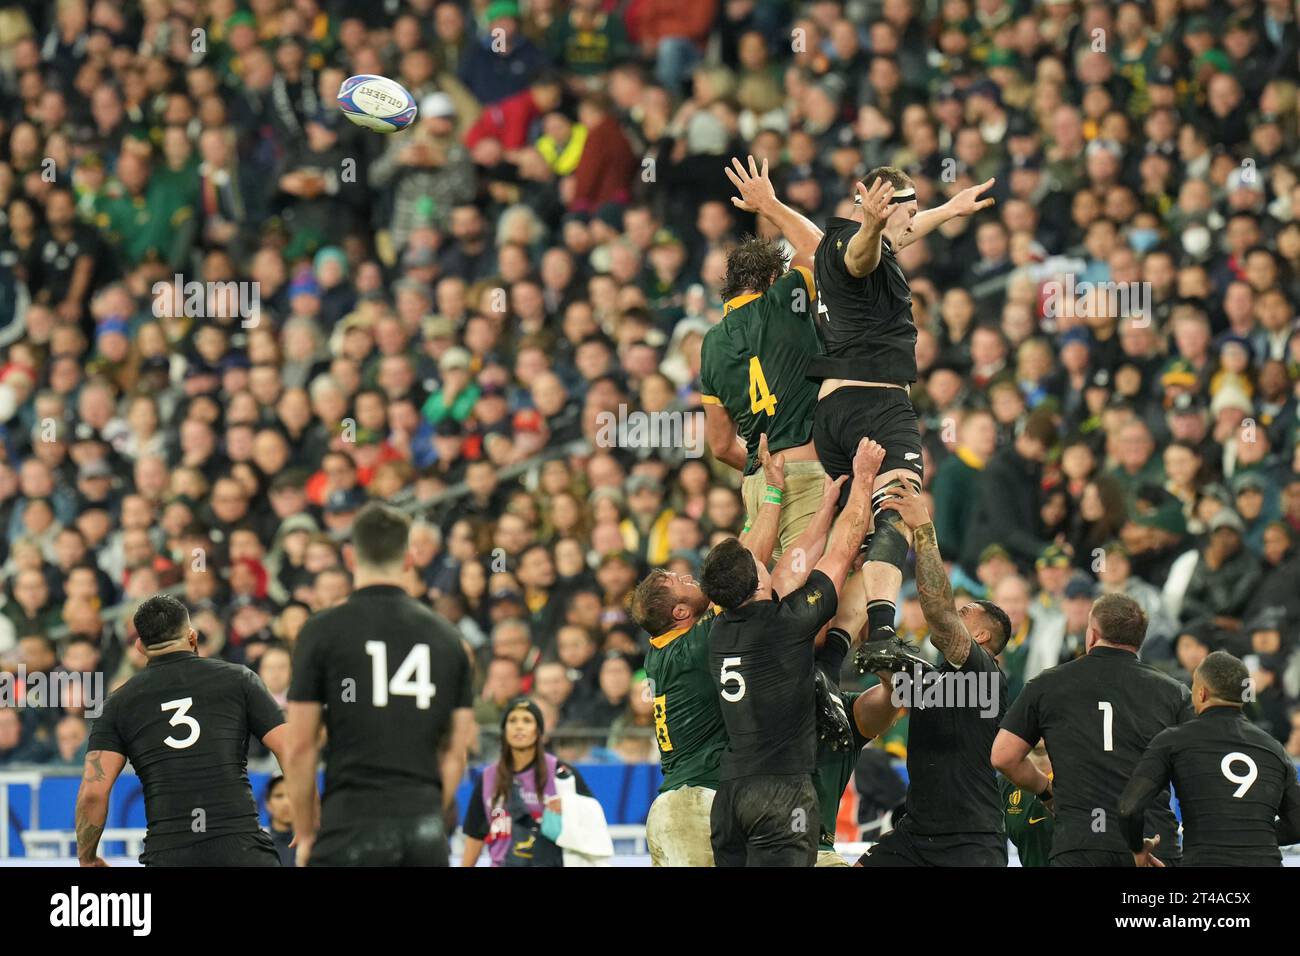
[852,438,887,487]
[725,154,777,214]
[853,178,894,229]
[759,433,786,491]
[878,481,930,530]
[949,178,997,217]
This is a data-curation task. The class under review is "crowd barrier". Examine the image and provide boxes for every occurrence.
[0,763,664,859]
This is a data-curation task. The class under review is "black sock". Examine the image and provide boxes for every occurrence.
[867,600,896,640]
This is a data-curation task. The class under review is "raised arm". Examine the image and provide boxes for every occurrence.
[725,155,824,267]
[75,749,126,866]
[771,474,845,596]
[893,179,996,251]
[879,486,971,666]
[813,439,885,593]
[738,434,785,567]
[990,729,1048,795]
[842,179,893,278]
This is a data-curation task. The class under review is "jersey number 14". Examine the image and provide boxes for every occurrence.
[365,641,437,709]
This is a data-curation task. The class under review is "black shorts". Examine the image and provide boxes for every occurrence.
[1049,849,1135,867]
[812,386,923,494]
[711,773,819,867]
[309,813,449,867]
[857,818,1006,867]
[141,830,281,867]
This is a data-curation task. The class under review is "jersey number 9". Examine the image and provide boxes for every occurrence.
[365,641,437,709]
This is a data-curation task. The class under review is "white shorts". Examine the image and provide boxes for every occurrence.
[646,785,716,867]
[815,848,850,867]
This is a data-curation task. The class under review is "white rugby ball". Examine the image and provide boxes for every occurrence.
[337,74,419,133]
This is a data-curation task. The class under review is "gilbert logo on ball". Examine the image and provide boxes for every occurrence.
[337,74,418,133]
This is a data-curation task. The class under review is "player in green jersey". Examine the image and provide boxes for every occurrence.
[1000,742,1054,867]
[703,156,827,560]
[631,436,789,866]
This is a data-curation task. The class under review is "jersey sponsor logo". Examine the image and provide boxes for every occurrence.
[904,452,920,461]
[1008,788,1022,807]
[806,590,823,606]
[1027,816,1049,825]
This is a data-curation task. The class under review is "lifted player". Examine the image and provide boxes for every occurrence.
[701,438,882,866]
[855,485,1011,867]
[993,593,1192,867]
[631,435,789,866]
[1117,651,1300,867]
[807,167,994,666]
[75,594,292,866]
[703,156,826,558]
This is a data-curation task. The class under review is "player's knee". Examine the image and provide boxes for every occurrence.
[865,504,909,570]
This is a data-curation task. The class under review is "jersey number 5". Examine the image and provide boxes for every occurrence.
[748,357,777,417]
[365,641,437,709]
[720,657,746,702]
[161,697,201,750]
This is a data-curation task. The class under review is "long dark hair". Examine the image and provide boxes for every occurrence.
[492,708,548,808]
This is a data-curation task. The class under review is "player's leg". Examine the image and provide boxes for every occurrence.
[649,786,717,866]
[738,773,819,867]
[855,820,927,867]
[772,460,828,559]
[811,392,855,482]
[709,780,747,867]
[816,848,851,866]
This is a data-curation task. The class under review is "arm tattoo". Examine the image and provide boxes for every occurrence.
[84,750,105,783]
[912,523,972,667]
[76,815,104,864]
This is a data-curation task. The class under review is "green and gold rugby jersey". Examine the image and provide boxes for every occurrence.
[814,691,870,851]
[645,609,727,793]
[700,267,820,475]
[1000,776,1054,867]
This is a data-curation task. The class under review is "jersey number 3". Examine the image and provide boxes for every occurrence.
[365,641,437,709]
[161,697,201,750]
[748,357,777,417]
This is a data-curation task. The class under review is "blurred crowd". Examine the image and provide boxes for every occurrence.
[1,0,1300,781]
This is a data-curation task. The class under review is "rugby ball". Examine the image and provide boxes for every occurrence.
[337,74,418,133]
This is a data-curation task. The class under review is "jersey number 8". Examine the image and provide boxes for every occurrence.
[365,641,437,709]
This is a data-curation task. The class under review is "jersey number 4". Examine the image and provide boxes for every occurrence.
[365,641,437,709]
[748,357,777,417]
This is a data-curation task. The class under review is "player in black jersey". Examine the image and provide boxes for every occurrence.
[808,167,994,667]
[75,594,290,867]
[1117,651,1300,866]
[700,437,881,866]
[855,486,1010,866]
[994,593,1193,866]
[286,502,475,866]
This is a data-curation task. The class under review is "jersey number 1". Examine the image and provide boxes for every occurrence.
[748,357,777,417]
[365,641,437,709]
